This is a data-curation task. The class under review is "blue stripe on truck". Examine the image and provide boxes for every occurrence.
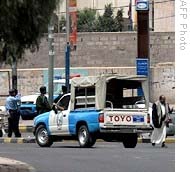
[68,109,100,135]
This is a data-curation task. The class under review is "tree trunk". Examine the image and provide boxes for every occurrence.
[12,56,17,90]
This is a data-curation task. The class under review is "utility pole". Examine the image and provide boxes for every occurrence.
[48,18,54,105]
[152,0,154,31]
[12,56,17,90]
[129,0,133,31]
[136,0,150,104]
[65,0,70,93]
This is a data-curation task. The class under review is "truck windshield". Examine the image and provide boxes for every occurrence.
[45,81,70,95]
[105,79,146,109]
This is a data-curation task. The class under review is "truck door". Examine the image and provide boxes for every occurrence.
[49,94,71,136]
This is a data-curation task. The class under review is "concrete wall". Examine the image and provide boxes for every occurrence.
[0,32,175,105]
[3,32,175,69]
[150,63,175,104]
[0,63,175,105]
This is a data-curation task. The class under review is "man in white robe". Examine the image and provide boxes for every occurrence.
[151,95,170,147]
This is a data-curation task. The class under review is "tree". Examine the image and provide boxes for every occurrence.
[96,4,124,32]
[0,0,59,89]
[96,4,116,32]
[76,4,124,32]
[77,8,96,32]
[115,9,124,32]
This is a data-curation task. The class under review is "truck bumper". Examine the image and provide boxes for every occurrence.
[100,126,153,134]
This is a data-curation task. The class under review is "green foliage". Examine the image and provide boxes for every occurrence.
[77,4,124,32]
[77,8,96,32]
[115,9,124,32]
[0,0,59,64]
[96,4,116,32]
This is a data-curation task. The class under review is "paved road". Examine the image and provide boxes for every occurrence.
[0,142,175,172]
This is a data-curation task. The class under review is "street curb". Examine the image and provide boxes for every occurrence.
[19,125,33,132]
[0,137,175,144]
[0,157,36,172]
[0,137,35,144]
[3,125,33,133]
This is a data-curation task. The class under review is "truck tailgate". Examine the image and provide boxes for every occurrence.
[104,111,147,126]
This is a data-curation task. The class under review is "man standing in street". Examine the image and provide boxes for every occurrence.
[36,86,51,115]
[5,89,21,138]
[151,95,171,148]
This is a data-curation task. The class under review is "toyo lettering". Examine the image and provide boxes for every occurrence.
[109,115,132,122]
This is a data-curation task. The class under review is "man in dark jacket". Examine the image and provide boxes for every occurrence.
[151,95,171,148]
[36,86,51,115]
[54,85,67,103]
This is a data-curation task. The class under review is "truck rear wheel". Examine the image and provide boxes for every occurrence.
[35,125,53,147]
[122,133,138,148]
[77,125,96,148]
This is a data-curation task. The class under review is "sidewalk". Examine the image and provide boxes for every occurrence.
[0,157,36,172]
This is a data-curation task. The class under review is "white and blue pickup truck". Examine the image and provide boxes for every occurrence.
[33,74,152,148]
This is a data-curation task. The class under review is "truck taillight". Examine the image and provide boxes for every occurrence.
[99,113,104,123]
[147,114,150,124]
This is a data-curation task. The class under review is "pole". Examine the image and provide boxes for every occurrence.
[130,0,133,31]
[65,0,70,93]
[48,19,54,105]
[12,56,17,90]
[136,0,150,106]
[152,0,154,31]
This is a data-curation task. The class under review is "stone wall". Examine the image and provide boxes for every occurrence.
[0,32,174,69]
[0,63,175,105]
[0,32,175,105]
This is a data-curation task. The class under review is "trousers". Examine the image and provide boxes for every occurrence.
[8,110,21,137]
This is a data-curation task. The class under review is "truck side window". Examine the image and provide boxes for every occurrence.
[58,95,70,110]
[75,86,95,109]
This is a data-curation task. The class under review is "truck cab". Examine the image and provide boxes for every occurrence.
[33,74,151,148]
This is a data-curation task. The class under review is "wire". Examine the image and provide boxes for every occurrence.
[153,15,175,21]
[131,15,175,24]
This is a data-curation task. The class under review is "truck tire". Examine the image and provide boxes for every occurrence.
[35,125,53,147]
[77,125,96,148]
[122,133,138,148]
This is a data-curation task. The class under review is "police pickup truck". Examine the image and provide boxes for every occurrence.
[33,74,151,148]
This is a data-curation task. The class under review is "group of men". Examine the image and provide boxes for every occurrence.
[36,85,67,114]
[5,85,67,138]
[5,86,172,148]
